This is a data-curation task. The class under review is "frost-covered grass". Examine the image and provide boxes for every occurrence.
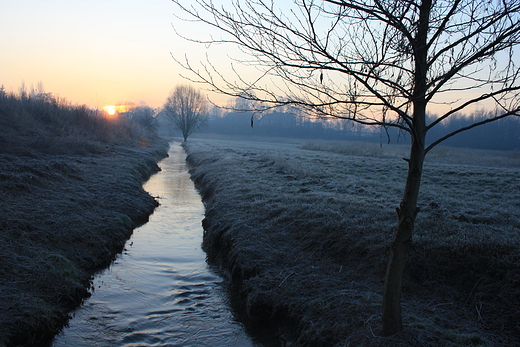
[185,138,520,347]
[0,92,169,346]
[301,139,520,168]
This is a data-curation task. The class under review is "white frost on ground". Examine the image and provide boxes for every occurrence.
[184,138,520,347]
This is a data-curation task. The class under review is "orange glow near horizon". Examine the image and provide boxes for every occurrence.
[104,106,117,115]
[102,105,134,117]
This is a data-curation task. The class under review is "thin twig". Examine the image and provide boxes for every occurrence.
[278,272,294,287]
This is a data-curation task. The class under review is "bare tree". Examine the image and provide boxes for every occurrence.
[171,0,520,335]
[123,105,159,133]
[163,85,208,141]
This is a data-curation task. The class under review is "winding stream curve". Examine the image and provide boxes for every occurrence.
[52,143,263,347]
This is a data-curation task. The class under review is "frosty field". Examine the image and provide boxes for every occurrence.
[184,138,520,347]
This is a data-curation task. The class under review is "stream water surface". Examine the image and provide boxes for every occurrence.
[52,143,262,347]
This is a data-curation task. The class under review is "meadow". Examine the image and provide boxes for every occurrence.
[0,90,168,346]
[184,138,520,347]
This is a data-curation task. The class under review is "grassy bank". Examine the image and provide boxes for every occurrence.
[184,138,520,347]
[0,91,169,346]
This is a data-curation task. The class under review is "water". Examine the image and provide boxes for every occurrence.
[52,143,262,347]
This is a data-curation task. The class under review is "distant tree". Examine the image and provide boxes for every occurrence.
[172,0,520,335]
[124,105,159,133]
[163,85,208,141]
[234,96,254,111]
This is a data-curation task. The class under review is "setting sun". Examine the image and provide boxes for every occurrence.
[104,106,117,116]
[102,105,134,117]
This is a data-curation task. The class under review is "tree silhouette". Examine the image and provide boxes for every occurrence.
[172,0,520,335]
[163,85,208,142]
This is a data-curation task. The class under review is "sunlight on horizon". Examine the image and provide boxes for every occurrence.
[102,105,135,116]
[104,106,117,116]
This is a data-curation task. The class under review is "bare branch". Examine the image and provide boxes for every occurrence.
[171,0,520,145]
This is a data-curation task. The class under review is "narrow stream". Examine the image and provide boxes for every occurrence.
[52,143,262,347]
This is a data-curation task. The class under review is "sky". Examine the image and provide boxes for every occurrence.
[0,0,220,109]
[1,1,515,116]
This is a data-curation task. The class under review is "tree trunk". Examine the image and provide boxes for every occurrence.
[381,0,431,335]
[382,139,425,335]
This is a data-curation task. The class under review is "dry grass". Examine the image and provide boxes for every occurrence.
[184,138,520,347]
[0,92,169,346]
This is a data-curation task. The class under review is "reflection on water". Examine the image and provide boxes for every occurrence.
[52,143,260,347]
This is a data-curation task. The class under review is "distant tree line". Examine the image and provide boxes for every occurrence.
[194,109,520,150]
[427,113,520,151]
[154,88,520,150]
[197,110,381,142]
